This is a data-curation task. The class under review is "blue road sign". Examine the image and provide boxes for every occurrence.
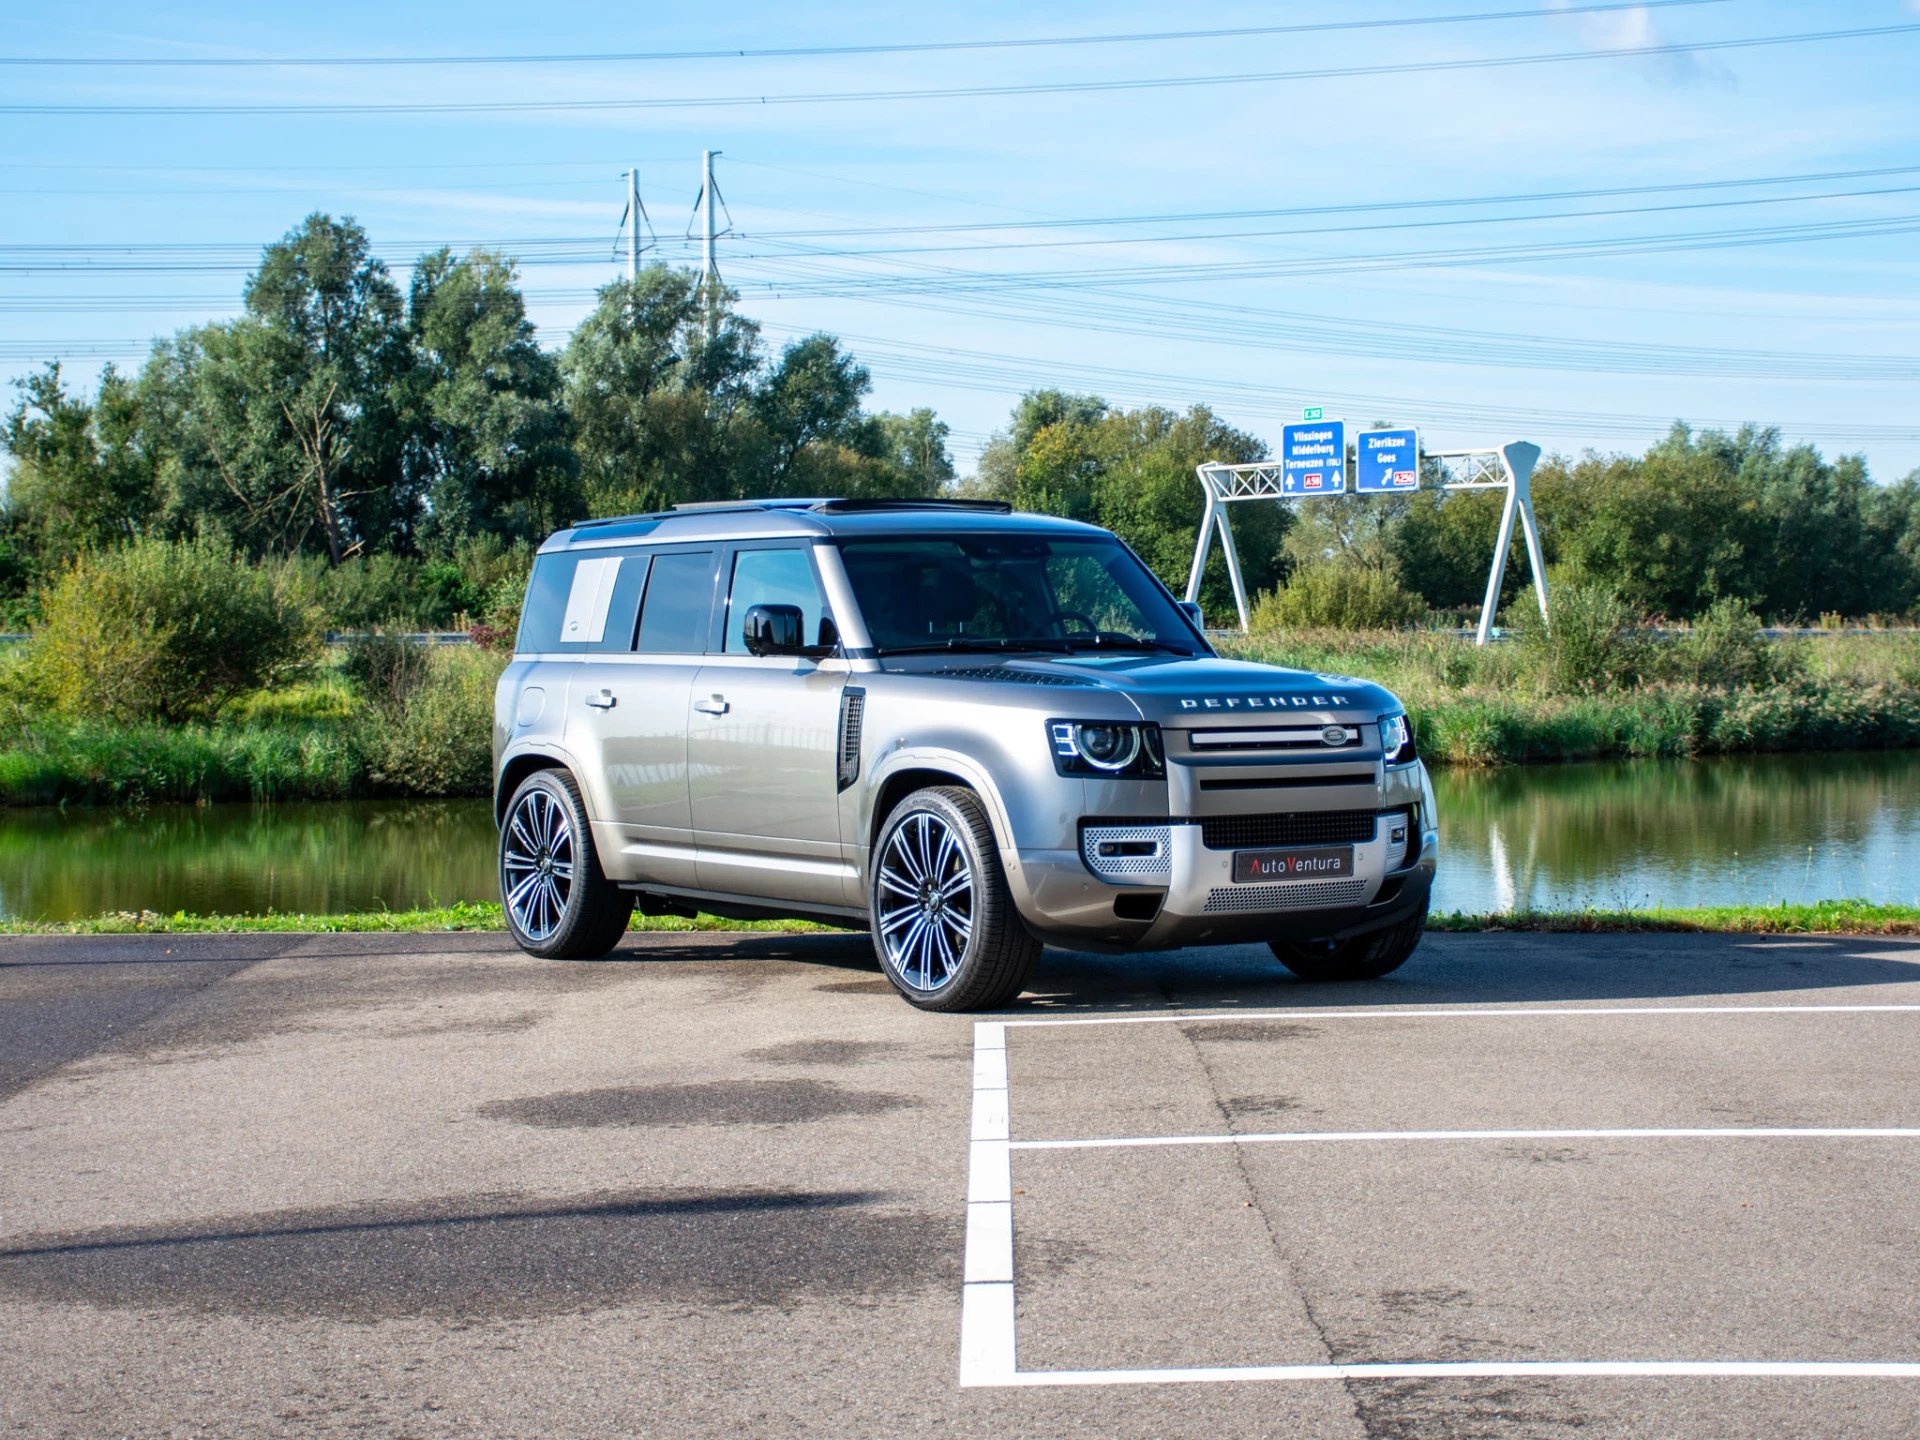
[1279,419,1347,496]
[1356,427,1420,493]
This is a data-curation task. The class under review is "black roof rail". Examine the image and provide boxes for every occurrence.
[810,497,1012,514]
[569,496,1014,529]
[570,498,826,529]
[670,498,829,514]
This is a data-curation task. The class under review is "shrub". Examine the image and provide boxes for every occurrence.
[470,568,529,652]
[340,632,436,712]
[1251,560,1424,631]
[363,647,504,796]
[1510,576,1649,694]
[1667,596,1801,689]
[23,538,323,723]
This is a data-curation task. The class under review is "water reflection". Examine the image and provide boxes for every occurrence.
[1430,752,1920,913]
[0,800,499,922]
[3,753,1918,921]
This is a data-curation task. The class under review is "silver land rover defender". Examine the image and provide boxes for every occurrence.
[493,498,1437,1010]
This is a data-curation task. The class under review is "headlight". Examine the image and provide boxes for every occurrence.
[1047,720,1165,779]
[1380,711,1417,767]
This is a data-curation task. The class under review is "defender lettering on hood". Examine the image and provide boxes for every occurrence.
[1178,693,1351,710]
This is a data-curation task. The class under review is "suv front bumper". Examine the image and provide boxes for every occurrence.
[1006,816,1436,951]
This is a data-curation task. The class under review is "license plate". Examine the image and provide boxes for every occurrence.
[1232,846,1354,883]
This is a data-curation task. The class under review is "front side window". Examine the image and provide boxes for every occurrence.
[836,535,1202,656]
[635,550,717,653]
[724,547,831,654]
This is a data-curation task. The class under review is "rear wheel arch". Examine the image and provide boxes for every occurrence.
[495,752,567,826]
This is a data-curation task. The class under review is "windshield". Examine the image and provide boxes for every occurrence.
[837,534,1204,656]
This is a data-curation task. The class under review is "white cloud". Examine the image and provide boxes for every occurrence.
[1552,1,1732,87]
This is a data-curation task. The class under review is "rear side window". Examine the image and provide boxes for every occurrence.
[635,550,718,653]
[516,550,649,653]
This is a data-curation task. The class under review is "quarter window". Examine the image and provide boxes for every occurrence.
[516,549,649,653]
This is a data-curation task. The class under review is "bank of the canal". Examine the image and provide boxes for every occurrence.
[6,753,1920,925]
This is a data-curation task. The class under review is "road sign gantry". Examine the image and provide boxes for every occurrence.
[1184,436,1547,645]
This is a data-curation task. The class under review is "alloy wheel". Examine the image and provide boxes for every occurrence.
[877,810,976,992]
[502,787,575,941]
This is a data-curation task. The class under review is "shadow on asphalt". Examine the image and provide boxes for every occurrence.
[590,928,1920,1016]
[1000,932,1920,1017]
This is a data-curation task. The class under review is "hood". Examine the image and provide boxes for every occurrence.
[904,653,1402,726]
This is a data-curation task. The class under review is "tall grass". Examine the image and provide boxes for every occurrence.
[0,647,505,806]
[1223,629,1920,767]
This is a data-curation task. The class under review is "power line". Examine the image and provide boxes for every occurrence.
[751,326,1920,447]
[6,23,1911,115]
[735,164,1920,240]
[733,184,1920,262]
[0,2,1731,66]
[727,213,1920,297]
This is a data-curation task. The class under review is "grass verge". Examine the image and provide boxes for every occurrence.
[1428,900,1920,936]
[5,900,1917,937]
[0,903,833,936]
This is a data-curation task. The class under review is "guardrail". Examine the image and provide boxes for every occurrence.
[0,631,475,647]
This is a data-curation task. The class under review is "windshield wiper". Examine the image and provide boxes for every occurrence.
[1058,634,1194,655]
[881,637,1073,656]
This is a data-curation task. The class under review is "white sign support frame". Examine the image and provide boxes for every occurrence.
[1184,439,1547,645]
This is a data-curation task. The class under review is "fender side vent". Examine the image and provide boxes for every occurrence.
[837,688,866,791]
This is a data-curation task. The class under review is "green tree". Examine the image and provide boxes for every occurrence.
[561,266,761,516]
[752,334,871,491]
[404,248,578,546]
[977,394,1284,620]
[1,363,162,560]
[867,408,956,497]
[163,214,414,561]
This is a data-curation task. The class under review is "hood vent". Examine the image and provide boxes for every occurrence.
[932,667,1097,687]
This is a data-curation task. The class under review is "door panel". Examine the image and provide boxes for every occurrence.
[567,659,698,886]
[563,547,717,888]
[688,660,850,904]
[687,544,850,906]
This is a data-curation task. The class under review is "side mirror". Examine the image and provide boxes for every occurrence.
[1179,600,1205,631]
[743,603,806,657]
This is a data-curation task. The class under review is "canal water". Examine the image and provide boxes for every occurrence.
[4,752,1919,923]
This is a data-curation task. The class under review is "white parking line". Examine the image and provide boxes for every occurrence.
[1014,1126,1920,1152]
[1009,1003,1920,1030]
[994,1360,1920,1386]
[959,1021,1018,1387]
[960,1011,1920,1389]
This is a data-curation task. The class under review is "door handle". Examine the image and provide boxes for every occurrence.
[693,695,730,715]
[584,689,616,710]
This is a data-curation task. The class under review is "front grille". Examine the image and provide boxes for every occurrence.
[1203,879,1368,913]
[1199,771,1376,792]
[1199,810,1381,851]
[1187,726,1366,753]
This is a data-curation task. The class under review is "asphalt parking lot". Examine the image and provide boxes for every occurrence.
[3,928,1918,1438]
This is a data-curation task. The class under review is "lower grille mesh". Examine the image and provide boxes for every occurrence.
[1203,879,1368,913]
[1199,811,1379,851]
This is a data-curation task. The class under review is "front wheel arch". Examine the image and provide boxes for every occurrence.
[865,751,1017,856]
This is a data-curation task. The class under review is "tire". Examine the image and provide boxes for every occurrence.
[499,768,632,960]
[869,786,1040,1012]
[1271,909,1425,982]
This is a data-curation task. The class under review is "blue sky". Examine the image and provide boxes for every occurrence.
[4,0,1918,479]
